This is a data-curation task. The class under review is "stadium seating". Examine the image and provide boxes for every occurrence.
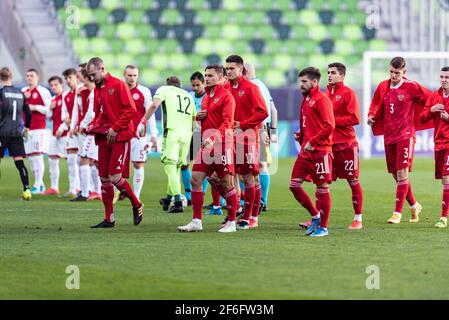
[54,0,387,87]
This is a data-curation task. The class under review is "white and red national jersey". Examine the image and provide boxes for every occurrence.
[77,86,91,127]
[130,84,158,137]
[50,94,66,137]
[80,89,95,131]
[21,85,51,130]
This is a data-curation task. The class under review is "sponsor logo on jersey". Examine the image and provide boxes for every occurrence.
[4,92,24,99]
[133,93,140,100]
[238,90,245,97]
[319,175,324,179]
[398,94,405,101]
[335,95,342,101]
[108,88,115,95]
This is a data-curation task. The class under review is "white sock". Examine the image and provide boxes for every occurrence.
[354,214,362,222]
[312,213,321,220]
[250,216,258,222]
[90,165,101,193]
[393,212,402,217]
[410,203,419,209]
[28,156,37,187]
[193,218,202,225]
[441,217,448,222]
[35,154,45,187]
[79,165,90,197]
[67,154,79,194]
[49,158,60,191]
[133,167,144,199]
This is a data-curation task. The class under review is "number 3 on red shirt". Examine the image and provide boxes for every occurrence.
[390,103,394,114]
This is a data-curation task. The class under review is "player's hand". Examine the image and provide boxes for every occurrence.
[196,110,208,120]
[29,104,36,111]
[304,142,314,152]
[271,133,278,143]
[86,124,93,133]
[24,91,31,99]
[106,128,117,143]
[79,127,87,135]
[50,100,56,110]
[63,117,71,126]
[56,129,63,138]
[367,116,375,126]
[260,130,269,145]
[22,128,29,140]
[150,136,158,151]
[431,104,445,113]
[137,122,145,137]
[201,137,213,149]
[293,131,301,142]
[441,111,449,121]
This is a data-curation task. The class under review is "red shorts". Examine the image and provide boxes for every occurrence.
[96,135,131,179]
[192,144,234,178]
[291,152,333,185]
[385,138,414,174]
[332,142,360,180]
[235,143,260,176]
[434,149,449,179]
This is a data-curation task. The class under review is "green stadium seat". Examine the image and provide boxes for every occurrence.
[101,0,121,10]
[257,54,274,69]
[212,39,233,55]
[53,0,66,10]
[136,24,153,39]
[243,53,258,65]
[141,70,162,86]
[299,10,320,25]
[67,0,84,7]
[146,9,162,24]
[134,55,151,68]
[241,0,258,10]
[127,10,146,24]
[298,40,319,54]
[159,39,181,53]
[267,9,283,25]
[98,53,115,67]
[231,41,250,54]
[292,55,309,69]
[79,53,94,64]
[247,11,267,25]
[319,39,334,54]
[308,25,328,41]
[161,9,182,24]
[282,11,299,25]
[334,39,354,55]
[126,39,147,54]
[73,38,90,53]
[341,0,359,11]
[208,0,222,10]
[93,9,110,24]
[240,25,258,40]
[283,40,300,55]
[292,0,308,10]
[188,0,206,10]
[221,25,240,39]
[257,0,274,10]
[334,11,350,25]
[308,0,326,10]
[344,54,362,66]
[150,53,169,68]
[222,0,241,10]
[351,11,366,25]
[353,40,369,54]
[326,53,345,65]
[181,9,196,25]
[232,11,249,25]
[123,0,138,9]
[66,27,81,39]
[274,53,292,70]
[88,0,101,8]
[263,39,283,54]
[255,25,276,40]
[108,68,123,78]
[204,26,222,38]
[114,53,135,68]
[319,10,334,24]
[146,39,161,53]
[117,23,136,38]
[169,53,189,69]
[194,39,213,54]
[89,37,110,52]
[343,25,363,40]
[83,23,99,38]
[249,39,265,54]
[264,70,285,87]
[109,39,125,53]
[308,54,328,70]
[100,24,117,38]
[111,8,127,23]
[290,25,308,39]
[273,0,292,10]
[369,39,387,51]
[186,54,205,70]
[78,8,94,25]
[327,25,342,39]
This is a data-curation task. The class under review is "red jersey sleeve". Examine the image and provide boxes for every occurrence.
[421,93,437,124]
[335,90,360,127]
[368,82,384,119]
[309,96,335,148]
[239,85,268,130]
[111,81,137,132]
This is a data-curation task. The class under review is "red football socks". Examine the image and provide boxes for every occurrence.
[225,188,238,222]
[252,184,262,217]
[242,183,255,221]
[114,178,141,208]
[395,179,409,213]
[289,183,319,217]
[349,180,363,215]
[442,184,449,218]
[406,183,417,206]
[101,181,114,222]
[211,186,221,206]
[192,188,204,220]
[316,187,331,228]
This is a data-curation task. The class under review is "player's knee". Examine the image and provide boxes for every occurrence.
[109,174,122,184]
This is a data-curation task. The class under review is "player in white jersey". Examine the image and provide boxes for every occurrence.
[21,68,52,194]
[72,63,101,201]
[121,65,158,200]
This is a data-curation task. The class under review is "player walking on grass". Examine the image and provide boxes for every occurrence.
[368,57,431,224]
[177,64,238,233]
[300,63,363,230]
[224,55,268,230]
[420,66,449,228]
[138,76,195,213]
[290,67,335,238]
[22,69,51,194]
[0,67,32,200]
[87,57,143,228]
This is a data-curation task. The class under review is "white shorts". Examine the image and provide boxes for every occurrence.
[47,135,67,158]
[64,135,79,151]
[131,137,149,162]
[24,129,48,155]
[79,135,98,160]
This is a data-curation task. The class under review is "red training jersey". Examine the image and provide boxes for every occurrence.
[298,85,335,159]
[50,94,66,137]
[200,84,235,143]
[22,85,51,130]
[326,81,360,146]
[91,73,137,141]
[421,88,449,151]
[224,76,268,145]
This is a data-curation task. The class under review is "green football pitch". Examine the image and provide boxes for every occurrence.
[1,157,449,299]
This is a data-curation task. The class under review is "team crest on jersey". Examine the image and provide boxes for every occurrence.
[238,90,245,97]
[32,92,38,99]
[335,95,342,101]
[133,93,140,100]
[398,94,405,101]
[108,88,115,95]
[309,100,316,106]
[57,100,62,106]
[213,98,220,104]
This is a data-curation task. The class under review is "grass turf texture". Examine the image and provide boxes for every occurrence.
[1,157,449,299]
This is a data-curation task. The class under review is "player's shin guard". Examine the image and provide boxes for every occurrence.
[225,188,237,222]
[67,154,79,194]
[133,167,144,199]
[349,179,363,216]
[252,184,262,218]
[101,181,115,222]
[442,184,449,218]
[316,187,331,228]
[260,172,270,205]
[79,165,90,198]
[181,168,192,200]
[406,183,417,206]
[14,160,30,190]
[395,179,409,214]
[242,183,255,221]
[113,177,141,208]
[191,188,204,220]
[49,158,60,191]
[289,180,319,217]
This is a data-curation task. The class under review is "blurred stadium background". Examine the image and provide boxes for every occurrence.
[1,0,449,159]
